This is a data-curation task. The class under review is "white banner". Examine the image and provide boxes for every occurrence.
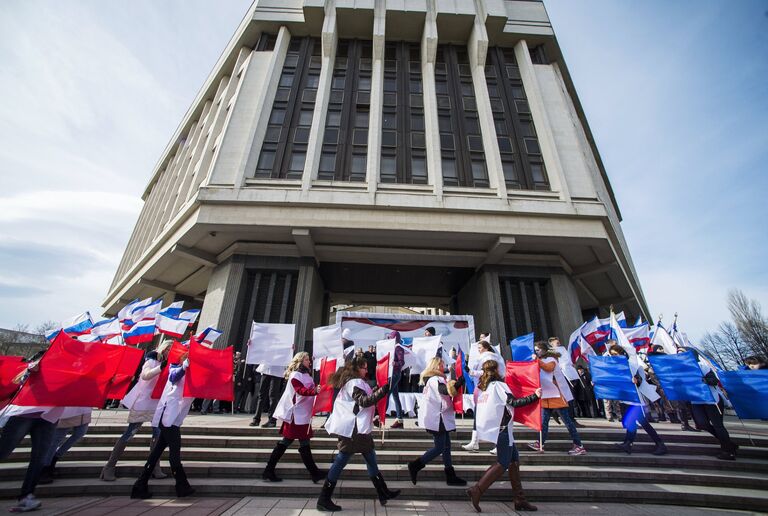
[246,322,295,367]
[411,335,443,372]
[312,323,343,370]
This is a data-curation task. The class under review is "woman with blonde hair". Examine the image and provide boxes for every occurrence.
[100,340,172,481]
[262,352,324,483]
[467,359,540,512]
[407,357,466,486]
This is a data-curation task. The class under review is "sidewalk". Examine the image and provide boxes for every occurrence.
[15,496,758,516]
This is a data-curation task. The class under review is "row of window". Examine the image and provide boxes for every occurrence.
[254,34,549,190]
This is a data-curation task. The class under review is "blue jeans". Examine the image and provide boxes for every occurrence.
[327,449,380,482]
[0,416,56,498]
[494,430,520,469]
[44,423,89,466]
[421,430,452,467]
[391,373,404,420]
[542,408,582,446]
[119,421,160,442]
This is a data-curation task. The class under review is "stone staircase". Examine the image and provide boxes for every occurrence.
[2,413,767,511]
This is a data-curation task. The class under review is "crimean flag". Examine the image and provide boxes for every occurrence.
[0,356,26,408]
[151,341,188,399]
[312,357,337,415]
[13,331,129,407]
[505,360,542,431]
[453,351,464,413]
[376,353,390,425]
[183,338,234,401]
[105,346,145,400]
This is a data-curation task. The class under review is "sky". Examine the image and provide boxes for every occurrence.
[0,0,766,342]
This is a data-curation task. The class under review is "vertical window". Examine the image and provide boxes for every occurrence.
[380,42,427,185]
[319,40,371,182]
[255,37,321,179]
[435,45,488,188]
[485,47,549,190]
[255,33,276,52]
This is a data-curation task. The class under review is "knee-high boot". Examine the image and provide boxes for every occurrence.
[316,479,342,511]
[298,444,325,483]
[130,463,153,499]
[466,463,505,513]
[262,442,288,482]
[173,464,196,497]
[508,461,536,511]
[149,437,167,479]
[370,473,400,506]
[100,439,127,481]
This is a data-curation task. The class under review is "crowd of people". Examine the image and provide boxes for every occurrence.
[0,326,763,513]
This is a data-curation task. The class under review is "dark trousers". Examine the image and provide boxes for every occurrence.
[620,403,662,444]
[140,423,183,480]
[0,416,56,498]
[234,390,249,412]
[421,430,452,467]
[254,376,283,422]
[690,400,735,451]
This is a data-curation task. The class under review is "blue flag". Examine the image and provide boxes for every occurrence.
[509,333,535,361]
[647,351,715,403]
[459,348,475,394]
[719,370,768,420]
[589,355,641,403]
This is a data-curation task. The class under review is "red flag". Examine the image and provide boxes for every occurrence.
[105,346,145,400]
[312,357,336,415]
[183,338,234,401]
[151,341,188,399]
[14,332,128,407]
[506,360,542,431]
[0,356,26,408]
[453,352,464,413]
[376,353,390,425]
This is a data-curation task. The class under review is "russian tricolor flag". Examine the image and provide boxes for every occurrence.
[123,319,156,346]
[156,313,189,339]
[582,316,610,351]
[63,312,94,337]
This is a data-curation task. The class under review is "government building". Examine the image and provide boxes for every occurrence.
[104,0,648,352]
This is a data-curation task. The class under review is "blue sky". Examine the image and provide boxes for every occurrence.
[0,0,766,342]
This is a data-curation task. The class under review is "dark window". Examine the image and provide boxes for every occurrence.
[256,33,277,52]
[435,45,488,187]
[255,37,321,179]
[485,47,550,190]
[233,270,297,354]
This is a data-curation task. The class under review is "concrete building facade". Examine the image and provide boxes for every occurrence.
[104,0,649,354]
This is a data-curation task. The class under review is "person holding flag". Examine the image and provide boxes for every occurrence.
[528,341,585,455]
[100,341,171,482]
[467,359,541,512]
[407,357,466,487]
[463,337,505,452]
[317,356,398,511]
[607,346,668,455]
[262,352,324,483]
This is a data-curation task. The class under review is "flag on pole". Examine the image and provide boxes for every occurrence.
[610,311,636,356]
[120,298,152,329]
[151,341,189,399]
[45,328,62,342]
[582,316,610,351]
[376,353,390,425]
[506,360,542,431]
[91,317,121,340]
[647,351,715,403]
[62,312,94,336]
[123,319,156,346]
[651,323,678,355]
[589,355,641,403]
[178,309,200,326]
[117,298,140,323]
[718,370,768,420]
[312,324,343,369]
[624,323,651,352]
[156,313,189,339]
[158,301,184,319]
[196,327,224,347]
[130,299,162,323]
[104,346,145,399]
[183,338,234,401]
[509,333,535,362]
[312,357,337,415]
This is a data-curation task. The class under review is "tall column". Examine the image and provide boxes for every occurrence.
[292,258,325,353]
[548,273,582,341]
[366,0,386,196]
[514,39,571,203]
[421,0,442,198]
[197,256,248,349]
[302,2,337,191]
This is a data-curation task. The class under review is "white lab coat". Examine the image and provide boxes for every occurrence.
[273,371,315,425]
[325,378,375,437]
[475,380,514,445]
[418,375,456,432]
[121,358,162,412]
[152,363,193,428]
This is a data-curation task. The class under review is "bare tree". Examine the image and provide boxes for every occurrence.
[33,320,59,336]
[700,322,752,369]
[12,323,29,333]
[728,289,768,358]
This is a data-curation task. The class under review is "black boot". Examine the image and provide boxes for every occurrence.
[316,479,342,511]
[614,437,632,455]
[651,442,668,456]
[262,442,287,482]
[371,473,400,506]
[173,465,196,497]
[444,465,467,486]
[299,445,325,484]
[130,464,153,499]
[408,458,425,485]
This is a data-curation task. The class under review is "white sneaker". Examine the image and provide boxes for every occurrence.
[462,441,479,452]
[489,447,497,455]
[9,494,41,512]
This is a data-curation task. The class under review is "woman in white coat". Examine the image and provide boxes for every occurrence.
[262,352,324,483]
[100,342,170,481]
[467,359,540,512]
[131,351,195,499]
[407,357,466,486]
[462,339,505,452]
[316,356,398,512]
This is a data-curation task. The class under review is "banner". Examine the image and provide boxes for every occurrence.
[376,353,390,425]
[246,322,294,367]
[105,346,145,400]
[647,351,715,403]
[506,361,542,431]
[151,341,188,399]
[14,332,127,407]
[509,333,535,361]
[719,370,768,420]
[0,356,26,407]
[312,324,343,369]
[312,357,337,415]
[589,355,641,404]
[184,338,234,401]
[411,335,442,372]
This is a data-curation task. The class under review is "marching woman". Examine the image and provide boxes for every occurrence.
[101,341,171,481]
[463,338,505,452]
[607,346,667,455]
[263,352,324,483]
[317,356,399,512]
[407,357,466,486]
[467,359,540,512]
[131,351,195,499]
[528,341,586,455]
[681,347,739,460]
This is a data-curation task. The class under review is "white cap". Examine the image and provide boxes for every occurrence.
[341,328,352,340]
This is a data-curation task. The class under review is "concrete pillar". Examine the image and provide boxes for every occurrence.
[456,267,507,358]
[292,258,326,354]
[197,256,248,349]
[421,0,442,198]
[548,273,582,341]
[366,0,386,196]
